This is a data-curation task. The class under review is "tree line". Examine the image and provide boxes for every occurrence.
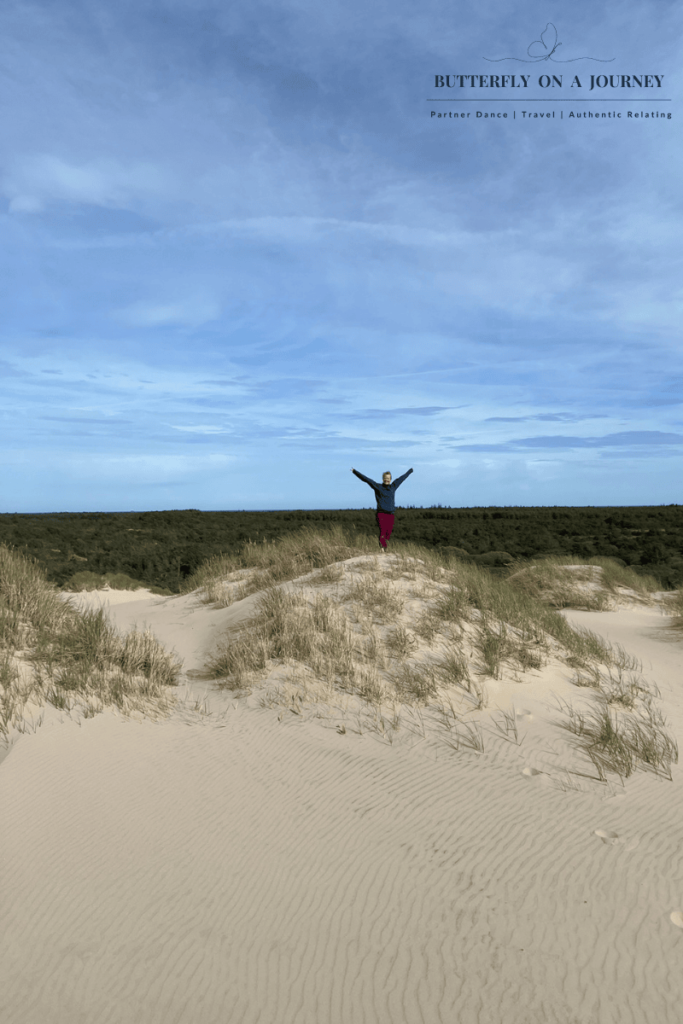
[0,504,681,593]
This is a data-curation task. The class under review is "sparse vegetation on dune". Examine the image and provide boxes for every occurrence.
[555,690,678,781]
[0,544,180,741]
[63,570,172,595]
[2,526,678,785]
[199,528,678,781]
[663,587,683,632]
[184,524,378,606]
[506,555,660,610]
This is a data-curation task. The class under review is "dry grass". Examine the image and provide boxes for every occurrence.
[0,544,180,742]
[195,528,680,780]
[383,624,418,660]
[208,587,358,692]
[552,632,677,781]
[184,524,377,606]
[506,555,659,610]
[201,532,649,709]
[556,691,678,781]
[663,588,683,631]
[344,573,405,622]
[204,539,503,722]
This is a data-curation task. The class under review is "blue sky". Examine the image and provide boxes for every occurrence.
[1,0,681,512]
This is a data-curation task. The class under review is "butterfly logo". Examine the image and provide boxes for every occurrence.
[527,23,561,61]
[484,23,613,63]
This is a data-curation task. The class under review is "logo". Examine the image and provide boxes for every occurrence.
[484,23,614,64]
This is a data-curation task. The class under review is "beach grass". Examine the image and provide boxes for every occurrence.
[0,544,180,740]
[183,523,378,606]
[506,555,659,610]
[197,527,678,780]
[4,526,677,785]
[200,528,648,699]
[558,692,678,781]
[198,533,534,681]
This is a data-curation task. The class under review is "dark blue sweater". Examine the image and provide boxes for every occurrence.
[352,468,413,513]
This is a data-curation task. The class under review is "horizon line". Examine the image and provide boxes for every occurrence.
[1,503,680,515]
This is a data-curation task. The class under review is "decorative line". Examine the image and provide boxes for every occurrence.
[427,99,671,102]
[484,23,614,64]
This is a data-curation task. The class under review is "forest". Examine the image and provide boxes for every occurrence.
[0,504,681,593]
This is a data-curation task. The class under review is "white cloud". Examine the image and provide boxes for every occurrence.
[3,154,172,213]
[115,298,221,328]
[171,425,228,434]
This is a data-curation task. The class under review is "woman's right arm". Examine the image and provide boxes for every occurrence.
[352,468,374,486]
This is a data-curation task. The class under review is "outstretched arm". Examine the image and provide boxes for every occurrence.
[352,468,379,488]
[392,468,414,489]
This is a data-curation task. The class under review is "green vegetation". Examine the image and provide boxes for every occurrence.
[0,544,180,740]
[0,503,681,594]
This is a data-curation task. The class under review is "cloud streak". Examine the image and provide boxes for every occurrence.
[449,431,683,452]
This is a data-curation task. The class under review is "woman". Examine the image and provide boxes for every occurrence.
[351,467,414,552]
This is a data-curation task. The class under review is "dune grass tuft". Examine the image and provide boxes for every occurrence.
[208,586,362,694]
[506,555,659,610]
[561,695,678,781]
[0,544,180,740]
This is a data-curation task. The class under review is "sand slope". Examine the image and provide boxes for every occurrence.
[1,563,682,1024]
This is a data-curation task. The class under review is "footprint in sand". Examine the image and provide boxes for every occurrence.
[522,766,553,786]
[594,829,620,845]
[670,911,683,928]
[516,709,533,719]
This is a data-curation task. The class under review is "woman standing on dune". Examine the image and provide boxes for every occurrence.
[351,467,414,553]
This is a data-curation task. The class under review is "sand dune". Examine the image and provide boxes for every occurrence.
[1,557,682,1024]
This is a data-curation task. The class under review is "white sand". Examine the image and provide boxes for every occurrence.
[1,562,682,1024]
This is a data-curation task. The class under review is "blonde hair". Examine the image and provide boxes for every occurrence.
[383,471,392,478]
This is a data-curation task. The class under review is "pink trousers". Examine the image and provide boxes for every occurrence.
[376,512,395,548]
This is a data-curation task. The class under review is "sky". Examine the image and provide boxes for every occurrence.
[1,0,681,512]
